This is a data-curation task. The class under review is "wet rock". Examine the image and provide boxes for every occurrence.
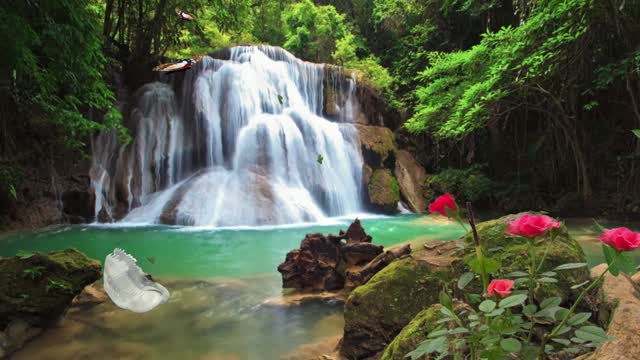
[72,283,108,307]
[0,248,101,358]
[0,319,42,359]
[278,219,409,292]
[394,150,428,213]
[355,125,396,169]
[278,233,346,291]
[342,243,383,268]
[343,219,373,244]
[367,169,400,214]
[583,264,640,360]
[61,190,94,222]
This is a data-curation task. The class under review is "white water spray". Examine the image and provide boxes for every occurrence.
[91,46,366,227]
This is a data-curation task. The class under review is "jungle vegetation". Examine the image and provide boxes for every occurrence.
[0,0,639,217]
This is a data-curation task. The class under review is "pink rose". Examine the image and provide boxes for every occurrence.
[429,194,458,217]
[484,279,514,298]
[599,227,640,252]
[505,214,561,238]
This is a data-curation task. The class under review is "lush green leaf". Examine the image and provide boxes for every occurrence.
[575,326,611,344]
[479,300,497,313]
[567,312,591,326]
[506,271,529,278]
[540,297,562,309]
[500,338,522,353]
[458,272,475,290]
[602,244,620,276]
[554,263,588,271]
[499,294,527,308]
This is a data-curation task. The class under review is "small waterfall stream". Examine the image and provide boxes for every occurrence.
[91,46,366,227]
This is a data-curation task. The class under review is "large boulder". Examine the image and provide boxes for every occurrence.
[394,150,428,213]
[278,219,410,292]
[278,232,347,291]
[340,242,463,359]
[582,264,640,360]
[0,248,102,357]
[367,169,400,214]
[340,214,590,359]
[355,125,396,169]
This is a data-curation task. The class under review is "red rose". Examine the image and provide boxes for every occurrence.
[599,227,640,252]
[428,194,458,217]
[505,214,561,238]
[484,279,514,298]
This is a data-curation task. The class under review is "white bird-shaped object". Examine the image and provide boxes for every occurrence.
[176,8,196,21]
[103,249,170,313]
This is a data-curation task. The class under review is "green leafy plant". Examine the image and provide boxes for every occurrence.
[16,250,34,260]
[410,194,633,360]
[428,167,494,203]
[46,279,72,294]
[22,266,46,280]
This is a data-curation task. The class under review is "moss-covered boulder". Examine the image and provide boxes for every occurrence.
[355,124,396,169]
[340,241,465,359]
[367,169,400,214]
[340,214,590,359]
[380,305,443,360]
[0,248,101,357]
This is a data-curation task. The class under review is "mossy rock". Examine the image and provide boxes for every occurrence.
[355,124,396,169]
[380,305,443,360]
[340,242,465,359]
[0,248,102,329]
[367,169,400,214]
[340,214,590,359]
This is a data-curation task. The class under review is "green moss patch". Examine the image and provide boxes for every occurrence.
[0,248,101,329]
[380,305,443,360]
[368,169,400,212]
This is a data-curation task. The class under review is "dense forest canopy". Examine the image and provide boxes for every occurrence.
[0,0,639,219]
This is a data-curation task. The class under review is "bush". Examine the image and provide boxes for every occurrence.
[427,166,494,203]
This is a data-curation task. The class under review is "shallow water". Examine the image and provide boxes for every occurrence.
[1,215,637,359]
[0,215,463,360]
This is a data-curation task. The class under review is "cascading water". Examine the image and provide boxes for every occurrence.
[91,46,368,227]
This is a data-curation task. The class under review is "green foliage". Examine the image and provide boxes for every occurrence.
[428,166,494,203]
[46,279,72,294]
[16,250,34,260]
[0,0,124,150]
[165,2,256,58]
[22,266,46,280]
[410,216,621,359]
[404,0,639,141]
[282,0,348,63]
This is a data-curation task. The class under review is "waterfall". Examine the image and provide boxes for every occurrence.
[91,45,366,227]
